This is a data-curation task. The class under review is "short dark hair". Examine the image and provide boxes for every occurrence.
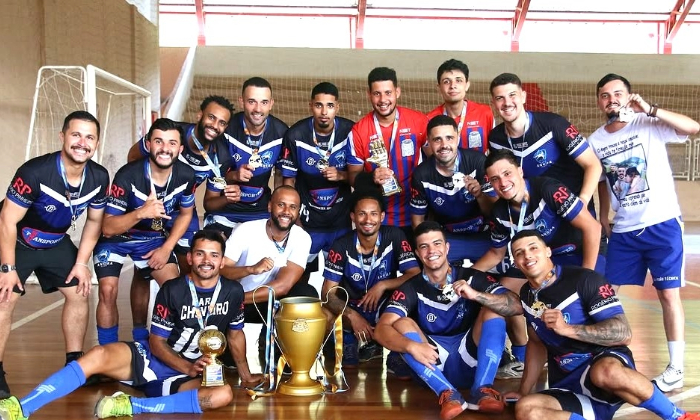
[490,73,522,95]
[350,180,386,213]
[271,185,300,202]
[62,110,101,138]
[436,59,469,83]
[368,67,398,90]
[311,82,339,100]
[596,73,632,94]
[625,167,640,177]
[190,229,227,254]
[511,229,546,248]
[414,221,445,240]
[484,149,520,171]
[242,77,272,95]
[200,95,235,116]
[146,118,183,143]
[427,114,458,136]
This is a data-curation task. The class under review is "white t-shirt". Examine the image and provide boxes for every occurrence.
[588,113,686,232]
[224,218,312,292]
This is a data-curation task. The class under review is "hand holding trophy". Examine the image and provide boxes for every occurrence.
[198,325,227,387]
[366,139,402,196]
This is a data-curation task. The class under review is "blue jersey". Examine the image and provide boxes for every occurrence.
[4,152,109,249]
[103,159,195,241]
[519,265,626,385]
[490,176,584,256]
[385,267,508,336]
[410,148,495,233]
[489,112,590,195]
[278,116,354,231]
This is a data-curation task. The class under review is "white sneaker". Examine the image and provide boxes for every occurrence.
[496,360,524,380]
[652,365,684,392]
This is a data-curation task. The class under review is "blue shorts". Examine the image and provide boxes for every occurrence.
[93,238,177,280]
[606,217,684,289]
[445,231,491,265]
[543,347,635,420]
[407,331,479,390]
[165,209,200,255]
[122,340,193,397]
[305,227,352,272]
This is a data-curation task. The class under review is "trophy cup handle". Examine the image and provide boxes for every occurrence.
[322,285,349,315]
[252,285,277,331]
[318,285,350,393]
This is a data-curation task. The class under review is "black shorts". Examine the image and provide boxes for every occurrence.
[15,236,79,294]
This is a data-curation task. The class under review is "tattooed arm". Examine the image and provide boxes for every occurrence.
[452,279,524,317]
[541,310,632,346]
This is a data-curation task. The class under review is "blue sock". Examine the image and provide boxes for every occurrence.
[569,414,586,420]
[402,331,454,396]
[132,326,149,342]
[512,344,526,362]
[638,386,684,420]
[20,361,86,417]
[131,389,202,414]
[471,318,506,393]
[97,325,119,345]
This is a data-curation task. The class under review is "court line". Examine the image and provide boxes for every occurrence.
[614,385,700,417]
[11,298,65,330]
[685,280,700,288]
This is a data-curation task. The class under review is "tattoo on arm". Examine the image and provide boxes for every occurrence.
[199,395,214,410]
[571,314,632,346]
[473,291,524,317]
[324,289,347,316]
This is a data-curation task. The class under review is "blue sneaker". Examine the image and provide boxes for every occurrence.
[342,331,359,368]
[386,351,412,381]
[358,341,383,363]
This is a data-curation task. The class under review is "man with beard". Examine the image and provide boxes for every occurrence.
[426,59,494,154]
[410,115,496,265]
[0,111,110,398]
[126,96,236,343]
[321,187,420,368]
[0,230,262,420]
[204,77,288,238]
[348,67,428,244]
[220,186,313,363]
[94,118,196,346]
[588,74,700,392]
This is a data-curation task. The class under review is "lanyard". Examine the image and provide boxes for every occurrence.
[443,101,467,141]
[372,110,400,157]
[506,112,531,167]
[507,199,529,239]
[186,275,222,330]
[56,154,86,230]
[189,126,221,178]
[422,267,453,290]
[242,115,266,150]
[145,161,173,204]
[530,265,557,302]
[268,221,290,254]
[356,233,381,293]
[311,118,337,158]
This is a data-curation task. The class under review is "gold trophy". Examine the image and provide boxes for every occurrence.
[198,325,227,387]
[274,296,328,396]
[366,139,402,196]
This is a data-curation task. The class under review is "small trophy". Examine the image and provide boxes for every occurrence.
[198,325,227,387]
[151,218,163,231]
[366,139,402,197]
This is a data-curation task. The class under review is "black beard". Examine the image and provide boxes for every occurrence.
[149,153,175,169]
[606,111,619,120]
[271,213,295,231]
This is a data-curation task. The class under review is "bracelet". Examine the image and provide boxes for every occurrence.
[647,104,659,117]
[75,262,90,268]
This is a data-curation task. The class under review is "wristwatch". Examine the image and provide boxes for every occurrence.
[0,264,16,273]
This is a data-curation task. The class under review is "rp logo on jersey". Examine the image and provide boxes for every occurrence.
[12,177,32,195]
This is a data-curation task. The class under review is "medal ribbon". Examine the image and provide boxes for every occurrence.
[506,111,531,167]
[56,154,86,228]
[372,110,400,158]
[145,160,173,229]
[242,115,267,150]
[355,232,381,293]
[422,266,453,290]
[186,275,223,330]
[311,118,337,159]
[443,101,468,142]
[189,126,222,178]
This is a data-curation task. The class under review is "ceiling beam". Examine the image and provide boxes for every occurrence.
[511,0,530,52]
[664,0,695,54]
[195,0,206,46]
[355,0,367,49]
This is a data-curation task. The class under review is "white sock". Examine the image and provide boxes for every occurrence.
[668,340,685,371]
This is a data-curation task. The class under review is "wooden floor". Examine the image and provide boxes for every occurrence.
[5,238,700,419]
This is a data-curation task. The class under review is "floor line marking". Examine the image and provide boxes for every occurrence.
[614,385,700,417]
[11,298,65,330]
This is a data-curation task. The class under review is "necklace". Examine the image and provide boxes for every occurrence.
[267,220,290,254]
[530,265,557,318]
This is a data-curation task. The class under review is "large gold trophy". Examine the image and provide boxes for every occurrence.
[198,325,227,387]
[366,139,402,196]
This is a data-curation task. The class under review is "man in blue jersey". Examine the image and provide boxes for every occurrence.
[204,77,288,238]
[505,230,698,420]
[0,230,262,420]
[375,221,523,419]
[0,111,110,398]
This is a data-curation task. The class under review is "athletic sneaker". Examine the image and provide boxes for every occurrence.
[438,389,467,420]
[467,385,505,414]
[678,413,700,420]
[0,371,9,399]
[94,391,133,418]
[385,352,412,381]
[0,396,27,420]
[496,360,524,380]
[653,365,684,392]
[342,331,359,368]
[358,341,383,363]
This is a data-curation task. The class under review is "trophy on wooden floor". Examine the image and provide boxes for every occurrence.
[198,325,227,387]
[366,139,402,197]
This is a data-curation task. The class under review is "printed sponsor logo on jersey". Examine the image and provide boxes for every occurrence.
[399,128,411,134]
[434,197,445,206]
[352,273,363,282]
[426,313,437,323]
[21,228,64,248]
[410,187,420,199]
[156,304,169,320]
[239,186,264,203]
[391,290,406,301]
[335,151,346,166]
[94,249,111,267]
[44,204,57,213]
[564,125,579,139]
[591,296,617,311]
[233,153,242,162]
[12,177,32,195]
[327,249,343,264]
[598,284,615,299]
[260,150,274,167]
[306,157,317,167]
[552,186,570,204]
[534,149,548,165]
[181,301,229,320]
[310,187,339,208]
[110,185,125,198]
[401,240,412,253]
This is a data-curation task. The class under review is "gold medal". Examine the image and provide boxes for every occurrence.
[249,150,262,170]
[151,218,163,231]
[531,300,547,318]
[316,158,329,171]
[212,176,226,190]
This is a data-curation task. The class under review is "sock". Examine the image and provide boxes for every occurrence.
[668,341,685,370]
[132,326,150,342]
[131,389,203,414]
[471,318,506,393]
[97,325,119,345]
[20,361,86,417]
[65,351,83,365]
[638,385,684,420]
[402,331,454,396]
[511,344,526,363]
[0,361,4,373]
[569,414,586,420]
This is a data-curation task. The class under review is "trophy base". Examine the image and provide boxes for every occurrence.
[201,365,226,387]
[380,178,402,197]
[277,372,324,396]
